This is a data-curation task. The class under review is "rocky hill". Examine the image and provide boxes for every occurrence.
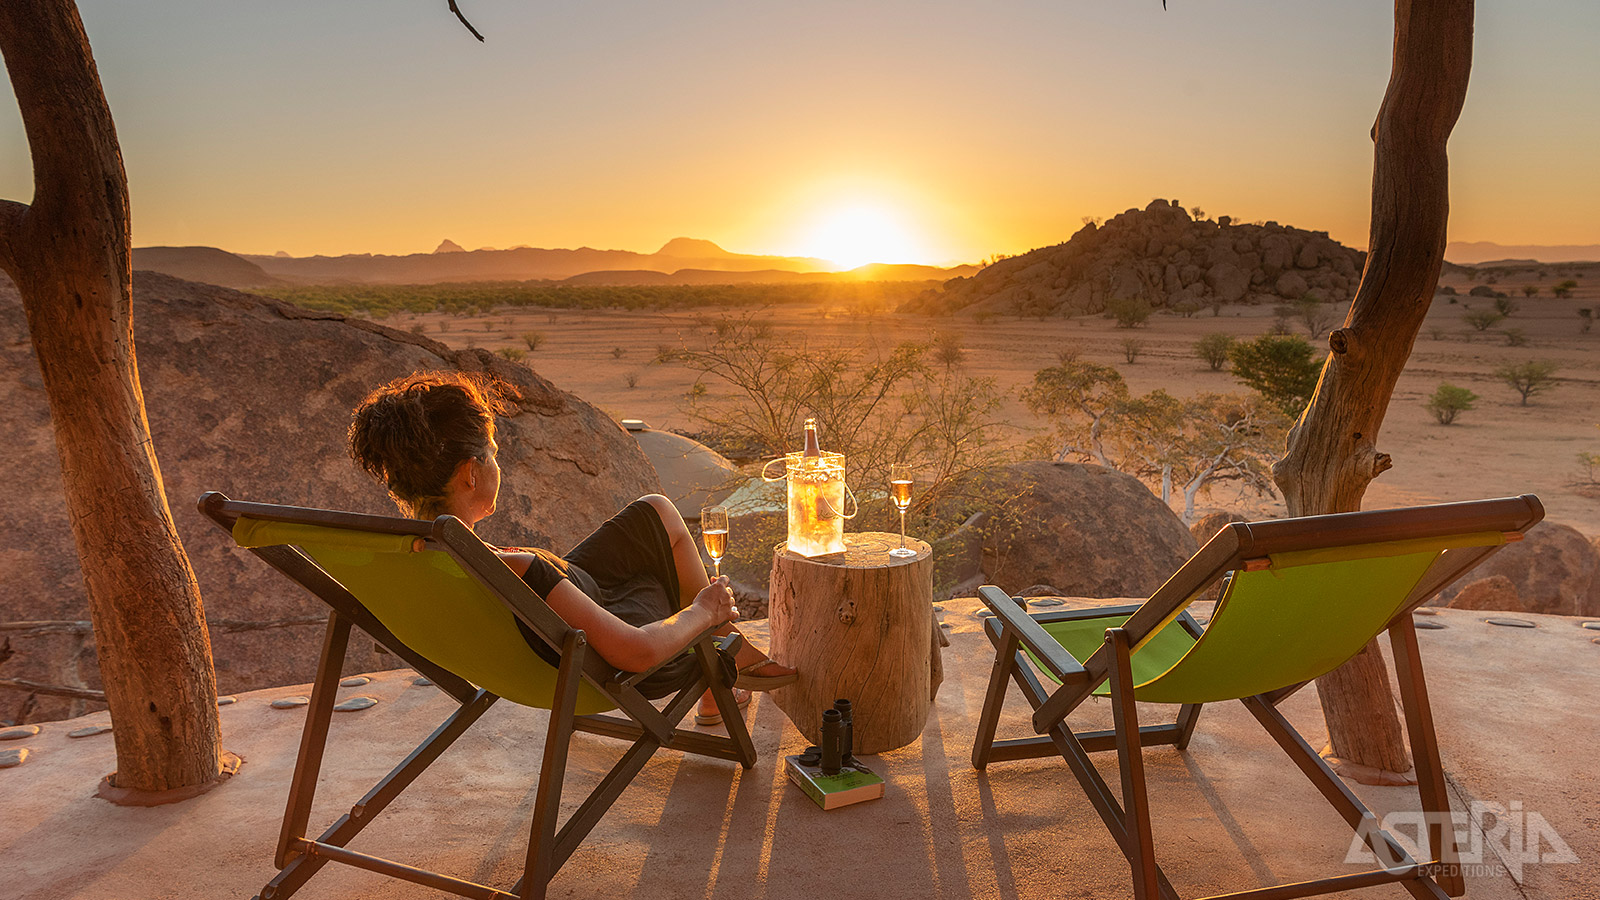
[131,246,281,290]
[907,199,1366,317]
[0,272,659,724]
[239,237,843,284]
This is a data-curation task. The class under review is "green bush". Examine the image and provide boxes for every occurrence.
[1104,296,1152,328]
[1121,337,1144,364]
[520,331,546,351]
[1493,296,1520,317]
[1552,279,1577,298]
[1424,383,1477,425]
[1194,333,1234,371]
[496,347,525,362]
[1463,310,1504,331]
[1227,334,1322,415]
[1495,361,1558,405]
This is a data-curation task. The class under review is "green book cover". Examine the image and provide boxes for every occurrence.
[785,755,885,810]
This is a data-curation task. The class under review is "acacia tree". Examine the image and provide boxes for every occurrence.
[0,2,223,793]
[1020,357,1128,467]
[1272,0,1475,775]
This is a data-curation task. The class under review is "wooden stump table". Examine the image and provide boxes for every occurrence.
[767,532,938,754]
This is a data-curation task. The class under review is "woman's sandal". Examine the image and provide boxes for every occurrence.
[734,659,799,691]
[694,688,751,726]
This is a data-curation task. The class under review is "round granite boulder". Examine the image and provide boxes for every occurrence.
[1438,522,1600,617]
[940,461,1197,599]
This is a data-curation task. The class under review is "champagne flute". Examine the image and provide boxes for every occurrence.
[888,464,916,558]
[701,506,729,578]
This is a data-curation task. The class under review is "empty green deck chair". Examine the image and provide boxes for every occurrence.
[199,492,756,900]
[970,495,1544,900]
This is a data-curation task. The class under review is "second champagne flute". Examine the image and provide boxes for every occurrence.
[701,505,729,577]
[889,464,916,558]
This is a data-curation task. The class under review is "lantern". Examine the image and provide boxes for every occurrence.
[762,418,856,557]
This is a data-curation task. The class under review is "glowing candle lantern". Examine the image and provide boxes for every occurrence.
[763,418,856,557]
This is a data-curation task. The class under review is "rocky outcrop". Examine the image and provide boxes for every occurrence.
[1189,511,1250,547]
[0,272,659,724]
[935,462,1198,598]
[1437,522,1600,617]
[907,199,1365,318]
[1445,576,1523,613]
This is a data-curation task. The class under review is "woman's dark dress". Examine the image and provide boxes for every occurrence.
[513,499,721,698]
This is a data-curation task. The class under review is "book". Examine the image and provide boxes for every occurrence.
[785,754,885,810]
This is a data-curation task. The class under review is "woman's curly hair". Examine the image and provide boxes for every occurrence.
[347,371,511,519]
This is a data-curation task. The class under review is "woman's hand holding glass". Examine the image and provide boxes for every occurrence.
[691,574,738,626]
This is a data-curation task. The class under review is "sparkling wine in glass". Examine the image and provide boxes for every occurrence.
[889,464,916,558]
[701,505,729,577]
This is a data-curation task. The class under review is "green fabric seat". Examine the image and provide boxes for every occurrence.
[1032,613,1196,698]
[1030,532,1505,705]
[233,517,616,715]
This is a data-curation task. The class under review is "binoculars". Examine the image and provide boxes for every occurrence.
[798,699,855,775]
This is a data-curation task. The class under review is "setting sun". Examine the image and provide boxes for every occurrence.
[793,205,931,270]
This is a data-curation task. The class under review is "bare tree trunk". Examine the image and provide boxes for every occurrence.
[1272,0,1473,775]
[0,1,223,793]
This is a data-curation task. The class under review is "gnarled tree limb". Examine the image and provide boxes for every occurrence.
[0,0,222,793]
[1272,0,1474,775]
[0,198,28,272]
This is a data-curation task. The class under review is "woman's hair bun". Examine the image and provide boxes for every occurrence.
[348,371,510,517]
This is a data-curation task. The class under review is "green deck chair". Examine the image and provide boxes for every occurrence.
[199,492,756,900]
[970,495,1544,900]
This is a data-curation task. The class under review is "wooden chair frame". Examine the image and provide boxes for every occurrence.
[200,492,756,900]
[970,495,1545,900]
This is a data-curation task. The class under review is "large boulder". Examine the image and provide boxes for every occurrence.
[1445,576,1524,613]
[0,273,659,723]
[941,462,1198,598]
[624,424,739,519]
[1189,510,1250,547]
[1437,522,1600,617]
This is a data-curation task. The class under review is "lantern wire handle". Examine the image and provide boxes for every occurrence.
[818,480,859,520]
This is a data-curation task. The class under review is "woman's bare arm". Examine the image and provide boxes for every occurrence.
[499,551,735,672]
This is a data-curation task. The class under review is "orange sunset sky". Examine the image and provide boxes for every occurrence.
[2,1,1597,266]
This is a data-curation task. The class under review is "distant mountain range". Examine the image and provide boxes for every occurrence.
[131,246,283,289]
[1445,241,1600,265]
[130,239,975,289]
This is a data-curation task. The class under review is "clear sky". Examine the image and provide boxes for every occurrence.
[2,1,1596,265]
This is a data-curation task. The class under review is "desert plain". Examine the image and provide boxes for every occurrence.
[391,264,1600,537]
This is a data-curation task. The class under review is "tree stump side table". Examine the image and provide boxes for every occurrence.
[767,532,936,754]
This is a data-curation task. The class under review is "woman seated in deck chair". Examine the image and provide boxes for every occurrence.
[347,371,797,725]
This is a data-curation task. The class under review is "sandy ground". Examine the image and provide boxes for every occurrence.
[2,600,1596,900]
[395,267,1600,537]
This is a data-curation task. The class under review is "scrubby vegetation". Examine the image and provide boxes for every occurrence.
[264,280,935,318]
[1021,355,1286,521]
[1496,361,1559,405]
[1194,333,1234,370]
[1424,383,1477,425]
[1227,334,1323,415]
[665,313,1013,515]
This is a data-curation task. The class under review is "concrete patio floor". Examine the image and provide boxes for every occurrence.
[1,599,1595,900]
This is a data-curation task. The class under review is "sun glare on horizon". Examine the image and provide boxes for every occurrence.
[792,205,931,270]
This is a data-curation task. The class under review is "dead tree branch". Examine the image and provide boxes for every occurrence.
[0,676,106,702]
[448,1,484,41]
